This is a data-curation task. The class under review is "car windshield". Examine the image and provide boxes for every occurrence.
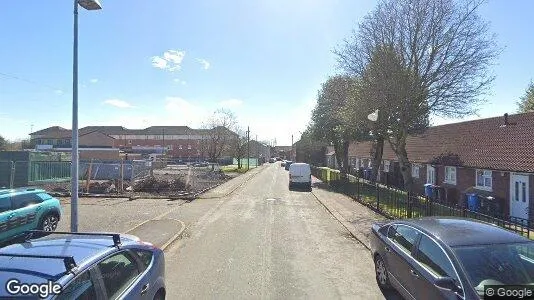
[454,243,534,293]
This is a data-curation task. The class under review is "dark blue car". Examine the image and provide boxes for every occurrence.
[0,231,166,299]
[370,217,534,300]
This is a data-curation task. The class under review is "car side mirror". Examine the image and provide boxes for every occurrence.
[435,277,461,293]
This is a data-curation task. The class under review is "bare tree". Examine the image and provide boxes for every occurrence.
[336,0,499,190]
[231,127,248,169]
[201,109,238,163]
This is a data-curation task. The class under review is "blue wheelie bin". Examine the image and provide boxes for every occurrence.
[424,183,433,198]
[467,193,480,211]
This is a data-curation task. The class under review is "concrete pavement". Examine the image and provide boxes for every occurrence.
[310,179,387,249]
[163,162,388,299]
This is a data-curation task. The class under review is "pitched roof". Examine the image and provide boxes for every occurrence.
[30,126,70,137]
[31,125,233,138]
[347,112,534,173]
[275,146,293,152]
[143,126,193,135]
[79,126,127,135]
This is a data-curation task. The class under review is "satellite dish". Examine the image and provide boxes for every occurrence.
[368,109,379,122]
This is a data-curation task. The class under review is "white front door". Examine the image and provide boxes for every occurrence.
[510,174,530,221]
[426,165,436,185]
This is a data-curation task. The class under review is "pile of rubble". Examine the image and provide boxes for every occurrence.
[197,170,230,180]
[132,177,191,193]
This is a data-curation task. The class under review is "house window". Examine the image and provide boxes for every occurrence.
[412,164,420,178]
[427,165,436,184]
[188,145,192,150]
[355,158,360,169]
[444,166,456,185]
[383,161,390,173]
[179,145,183,150]
[476,170,492,190]
[128,140,132,145]
[368,160,372,169]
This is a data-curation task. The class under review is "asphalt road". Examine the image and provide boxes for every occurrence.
[164,163,387,299]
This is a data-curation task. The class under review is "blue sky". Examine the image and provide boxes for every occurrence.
[1,0,533,145]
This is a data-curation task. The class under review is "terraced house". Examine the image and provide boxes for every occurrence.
[326,112,534,222]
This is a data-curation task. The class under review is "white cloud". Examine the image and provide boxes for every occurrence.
[90,78,98,83]
[151,50,186,72]
[54,89,64,95]
[196,58,210,70]
[219,99,243,108]
[173,78,187,85]
[103,99,135,108]
[151,56,168,69]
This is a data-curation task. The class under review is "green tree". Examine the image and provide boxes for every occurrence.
[0,135,7,151]
[295,128,328,166]
[360,45,429,186]
[517,81,534,113]
[310,75,365,177]
[336,0,498,191]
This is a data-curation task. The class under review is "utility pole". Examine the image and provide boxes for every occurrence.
[162,128,165,156]
[247,126,250,170]
[256,134,258,167]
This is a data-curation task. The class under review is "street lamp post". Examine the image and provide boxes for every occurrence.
[71,0,102,232]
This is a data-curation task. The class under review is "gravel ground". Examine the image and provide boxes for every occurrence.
[56,197,185,233]
[35,165,237,198]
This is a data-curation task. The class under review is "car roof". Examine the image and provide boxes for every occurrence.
[0,233,140,286]
[290,163,309,167]
[0,188,47,197]
[393,217,529,247]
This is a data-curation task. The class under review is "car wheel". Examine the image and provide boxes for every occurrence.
[374,255,391,289]
[153,289,165,300]
[40,214,59,232]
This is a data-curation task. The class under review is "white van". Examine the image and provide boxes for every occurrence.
[288,163,312,190]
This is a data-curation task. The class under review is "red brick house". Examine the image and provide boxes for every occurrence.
[328,112,534,221]
[30,125,271,162]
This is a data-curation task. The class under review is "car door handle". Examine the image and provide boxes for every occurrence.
[140,283,149,295]
[7,213,15,219]
[410,269,419,278]
[384,246,391,253]
[35,205,42,211]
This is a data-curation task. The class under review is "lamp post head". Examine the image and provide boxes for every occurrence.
[368,109,379,122]
[78,0,102,10]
